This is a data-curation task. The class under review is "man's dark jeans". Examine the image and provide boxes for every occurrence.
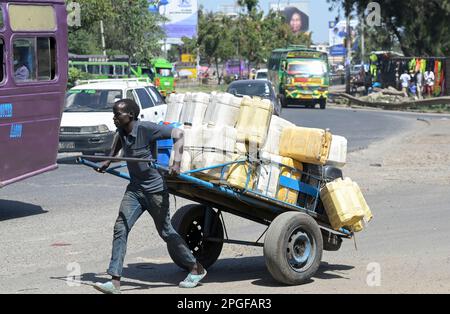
[107,185,196,277]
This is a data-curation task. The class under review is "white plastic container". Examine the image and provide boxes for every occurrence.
[180,92,209,126]
[255,152,282,198]
[169,124,203,172]
[203,92,218,126]
[261,115,295,155]
[192,125,237,180]
[165,93,185,123]
[236,96,273,148]
[326,135,348,168]
[205,92,242,128]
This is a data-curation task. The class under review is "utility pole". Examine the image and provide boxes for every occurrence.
[360,9,365,66]
[100,20,106,56]
[345,11,352,94]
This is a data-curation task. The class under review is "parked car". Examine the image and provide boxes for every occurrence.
[59,79,167,155]
[255,69,268,80]
[226,79,281,116]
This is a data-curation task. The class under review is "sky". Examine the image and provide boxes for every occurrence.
[197,0,342,44]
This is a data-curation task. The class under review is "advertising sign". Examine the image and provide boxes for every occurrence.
[270,1,310,33]
[158,0,198,44]
[328,19,359,56]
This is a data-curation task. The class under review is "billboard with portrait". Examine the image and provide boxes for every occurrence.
[158,0,198,44]
[270,1,310,34]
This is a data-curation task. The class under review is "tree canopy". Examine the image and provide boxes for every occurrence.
[328,0,450,57]
[67,0,164,63]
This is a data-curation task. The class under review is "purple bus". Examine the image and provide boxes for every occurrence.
[0,0,68,188]
[225,59,249,78]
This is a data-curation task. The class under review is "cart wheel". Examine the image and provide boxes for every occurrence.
[264,212,323,285]
[169,204,223,270]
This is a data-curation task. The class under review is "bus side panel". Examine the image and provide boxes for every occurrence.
[0,2,68,187]
[0,92,64,187]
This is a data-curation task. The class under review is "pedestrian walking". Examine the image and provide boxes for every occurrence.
[93,99,206,294]
[415,70,423,99]
[424,70,435,98]
[400,70,411,97]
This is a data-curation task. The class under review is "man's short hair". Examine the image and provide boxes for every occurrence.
[115,99,140,121]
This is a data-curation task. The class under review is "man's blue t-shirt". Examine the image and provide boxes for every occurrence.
[118,121,173,193]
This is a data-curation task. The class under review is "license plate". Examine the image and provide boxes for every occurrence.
[164,82,171,86]
[59,142,75,150]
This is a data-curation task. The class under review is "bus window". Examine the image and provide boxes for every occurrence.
[0,38,4,83]
[101,65,113,76]
[0,6,4,29]
[87,64,100,75]
[37,37,56,80]
[114,65,123,76]
[13,38,36,82]
[13,37,57,82]
[9,5,56,32]
[74,64,86,72]
[156,68,172,77]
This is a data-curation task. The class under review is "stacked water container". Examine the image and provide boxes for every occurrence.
[255,116,296,201]
[227,96,274,189]
[160,91,372,233]
[165,93,185,123]
[192,92,242,180]
[277,125,372,232]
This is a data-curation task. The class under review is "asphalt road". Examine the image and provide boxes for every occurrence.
[1,107,449,294]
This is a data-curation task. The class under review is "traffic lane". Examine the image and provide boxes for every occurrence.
[281,107,414,152]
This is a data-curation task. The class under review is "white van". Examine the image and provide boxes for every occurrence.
[59,79,167,155]
[255,69,268,80]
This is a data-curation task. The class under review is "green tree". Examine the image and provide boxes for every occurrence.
[197,11,235,83]
[106,0,165,65]
[237,0,259,13]
[66,0,114,54]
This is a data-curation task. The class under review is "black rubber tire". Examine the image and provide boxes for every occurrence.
[280,94,288,108]
[168,204,223,270]
[264,212,323,285]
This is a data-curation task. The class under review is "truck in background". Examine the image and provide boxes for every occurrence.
[268,46,330,109]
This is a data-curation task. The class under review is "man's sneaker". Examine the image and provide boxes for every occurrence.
[179,270,207,288]
[94,281,121,294]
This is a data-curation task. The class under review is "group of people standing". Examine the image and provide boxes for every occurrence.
[400,69,435,99]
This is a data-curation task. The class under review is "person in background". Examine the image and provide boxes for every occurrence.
[14,59,30,81]
[399,70,411,97]
[415,70,423,99]
[424,70,435,98]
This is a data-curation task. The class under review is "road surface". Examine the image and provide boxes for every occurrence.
[1,107,449,294]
